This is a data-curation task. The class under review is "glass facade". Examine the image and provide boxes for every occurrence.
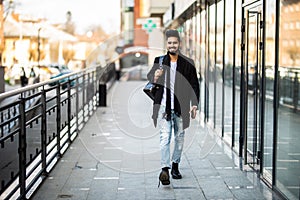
[168,0,300,199]
[200,10,206,113]
[224,0,235,146]
[277,1,300,199]
[263,0,276,184]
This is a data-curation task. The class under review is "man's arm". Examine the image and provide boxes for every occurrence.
[147,57,160,82]
[188,60,200,119]
[147,57,164,83]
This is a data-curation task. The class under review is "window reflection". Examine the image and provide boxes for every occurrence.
[277,1,300,199]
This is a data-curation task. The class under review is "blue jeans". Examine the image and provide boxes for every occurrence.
[158,106,185,169]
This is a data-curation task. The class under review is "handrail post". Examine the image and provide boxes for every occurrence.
[293,72,299,112]
[92,71,96,111]
[67,80,72,143]
[87,73,91,116]
[75,75,79,133]
[82,74,86,122]
[40,88,48,177]
[18,96,27,199]
[98,82,107,107]
[56,86,61,157]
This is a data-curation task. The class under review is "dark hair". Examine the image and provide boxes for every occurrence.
[165,29,180,42]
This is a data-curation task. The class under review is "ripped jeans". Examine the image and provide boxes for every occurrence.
[158,106,185,169]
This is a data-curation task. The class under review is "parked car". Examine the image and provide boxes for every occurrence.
[48,65,75,89]
[36,65,61,82]
[48,64,70,72]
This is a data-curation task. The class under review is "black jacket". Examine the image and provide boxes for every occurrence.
[147,52,200,130]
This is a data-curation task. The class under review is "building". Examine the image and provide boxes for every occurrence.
[119,0,173,69]
[142,0,299,199]
[2,13,100,85]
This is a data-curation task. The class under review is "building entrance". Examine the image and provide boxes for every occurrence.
[243,2,264,172]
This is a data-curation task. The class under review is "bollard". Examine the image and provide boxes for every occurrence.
[116,70,121,81]
[99,83,107,107]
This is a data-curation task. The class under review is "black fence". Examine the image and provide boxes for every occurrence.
[0,64,116,199]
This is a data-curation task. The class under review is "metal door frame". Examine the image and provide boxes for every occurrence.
[241,1,265,172]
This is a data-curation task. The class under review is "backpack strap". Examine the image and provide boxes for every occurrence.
[159,56,164,69]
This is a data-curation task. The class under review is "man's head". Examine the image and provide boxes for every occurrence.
[165,29,180,55]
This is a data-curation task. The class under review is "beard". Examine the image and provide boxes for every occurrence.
[168,49,178,55]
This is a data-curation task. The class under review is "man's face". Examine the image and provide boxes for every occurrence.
[166,37,180,55]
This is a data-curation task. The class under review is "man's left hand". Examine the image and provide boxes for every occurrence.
[190,106,197,119]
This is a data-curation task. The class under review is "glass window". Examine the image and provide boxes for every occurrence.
[184,19,191,56]
[208,3,216,123]
[263,0,276,185]
[233,0,242,152]
[215,1,224,134]
[289,40,295,46]
[277,1,300,199]
[224,0,235,145]
[289,22,294,29]
[200,10,206,113]
[284,7,289,13]
[191,15,197,62]
[195,12,201,72]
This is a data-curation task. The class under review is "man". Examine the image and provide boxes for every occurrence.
[147,29,200,186]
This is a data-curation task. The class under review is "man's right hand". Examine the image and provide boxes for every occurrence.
[154,69,164,82]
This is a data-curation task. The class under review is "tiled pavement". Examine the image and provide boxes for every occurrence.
[32,81,282,200]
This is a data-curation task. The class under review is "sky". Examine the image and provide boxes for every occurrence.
[13,0,121,34]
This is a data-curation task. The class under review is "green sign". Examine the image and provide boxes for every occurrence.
[143,19,157,33]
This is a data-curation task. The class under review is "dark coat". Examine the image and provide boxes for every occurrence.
[147,52,200,130]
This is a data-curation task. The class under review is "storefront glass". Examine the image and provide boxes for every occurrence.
[233,0,242,152]
[277,1,300,199]
[208,3,216,124]
[263,0,276,185]
[215,1,224,134]
[223,0,235,146]
[200,10,206,113]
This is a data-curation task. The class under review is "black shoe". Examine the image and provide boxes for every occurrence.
[171,162,182,179]
[158,168,170,187]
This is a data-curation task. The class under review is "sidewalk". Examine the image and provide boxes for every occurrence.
[32,81,281,200]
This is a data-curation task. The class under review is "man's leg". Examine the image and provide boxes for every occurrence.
[159,117,172,168]
[171,114,184,179]
[158,107,172,185]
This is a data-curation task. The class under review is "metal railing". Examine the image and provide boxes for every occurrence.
[0,64,116,200]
